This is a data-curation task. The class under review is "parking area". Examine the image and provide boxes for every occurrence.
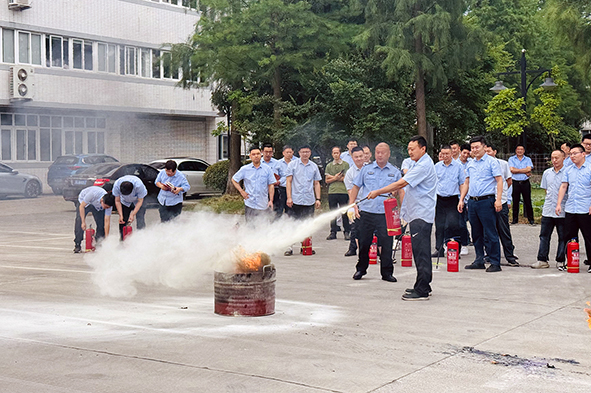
[0,196,590,392]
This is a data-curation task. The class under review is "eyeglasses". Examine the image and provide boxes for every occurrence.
[570,151,583,156]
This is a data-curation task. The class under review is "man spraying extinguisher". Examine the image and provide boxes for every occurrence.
[73,186,115,253]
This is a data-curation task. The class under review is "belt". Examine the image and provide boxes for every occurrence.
[513,179,529,183]
[470,194,494,201]
[437,195,459,200]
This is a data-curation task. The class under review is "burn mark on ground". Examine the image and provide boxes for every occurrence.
[459,346,580,370]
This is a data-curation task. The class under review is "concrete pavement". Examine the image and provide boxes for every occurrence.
[0,195,590,392]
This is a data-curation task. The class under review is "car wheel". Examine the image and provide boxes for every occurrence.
[24,181,41,198]
[51,186,63,195]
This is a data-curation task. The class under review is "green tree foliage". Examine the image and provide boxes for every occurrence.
[485,88,528,137]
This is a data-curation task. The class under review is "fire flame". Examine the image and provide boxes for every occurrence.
[586,302,591,330]
[232,246,271,273]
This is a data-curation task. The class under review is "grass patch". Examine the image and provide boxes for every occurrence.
[186,195,245,214]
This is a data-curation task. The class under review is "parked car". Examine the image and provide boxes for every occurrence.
[0,162,43,199]
[47,154,119,195]
[148,157,219,197]
[62,163,159,205]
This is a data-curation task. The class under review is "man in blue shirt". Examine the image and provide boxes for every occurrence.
[458,136,504,272]
[366,136,436,300]
[155,160,190,222]
[561,142,573,167]
[285,145,322,255]
[582,134,591,163]
[458,144,472,251]
[74,186,115,253]
[113,175,148,240]
[534,150,567,269]
[556,143,591,273]
[232,146,276,223]
[262,143,282,216]
[432,145,465,257]
[275,145,295,217]
[508,145,534,225]
[340,138,357,168]
[350,143,403,283]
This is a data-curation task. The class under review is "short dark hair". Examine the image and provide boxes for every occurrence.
[120,181,134,196]
[488,143,497,151]
[347,138,358,144]
[262,143,273,150]
[515,144,525,150]
[299,144,312,151]
[102,193,115,207]
[571,143,584,153]
[440,144,452,151]
[249,145,261,153]
[164,160,177,171]
[562,142,572,148]
[449,140,460,147]
[282,145,293,152]
[553,149,565,156]
[409,135,427,148]
[351,146,364,153]
[332,146,341,153]
[460,143,470,151]
[582,134,591,142]
[361,144,370,150]
[470,136,487,146]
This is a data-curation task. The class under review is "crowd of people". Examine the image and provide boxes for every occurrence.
[73,134,591,300]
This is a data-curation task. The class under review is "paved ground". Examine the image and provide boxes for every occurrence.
[0,195,590,392]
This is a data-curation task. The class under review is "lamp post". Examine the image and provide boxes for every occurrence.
[490,49,557,150]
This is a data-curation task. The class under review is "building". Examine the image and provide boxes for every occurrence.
[0,0,223,192]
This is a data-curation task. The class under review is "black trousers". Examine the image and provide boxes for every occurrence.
[74,203,105,246]
[274,187,289,218]
[159,203,182,222]
[496,202,517,262]
[410,219,433,297]
[537,216,566,262]
[328,193,351,234]
[459,205,471,246]
[348,220,358,252]
[435,195,461,251]
[564,213,591,260]
[512,179,534,223]
[119,203,146,240]
[290,204,315,220]
[356,211,393,277]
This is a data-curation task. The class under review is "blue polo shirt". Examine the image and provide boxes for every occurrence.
[353,161,401,214]
[286,159,322,206]
[232,163,276,210]
[401,154,437,223]
[78,186,112,216]
[541,166,566,218]
[563,156,573,167]
[112,175,148,207]
[563,162,591,214]
[156,170,190,206]
[340,151,354,168]
[508,155,533,181]
[434,159,465,197]
[401,157,415,173]
[277,158,291,187]
[465,154,502,197]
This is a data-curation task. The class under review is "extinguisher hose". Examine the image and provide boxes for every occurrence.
[355,194,388,204]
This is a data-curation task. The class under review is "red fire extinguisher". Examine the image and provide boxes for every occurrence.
[122,224,133,241]
[567,239,579,273]
[446,239,459,272]
[401,234,412,267]
[302,237,313,255]
[384,198,401,236]
[85,225,95,252]
[369,235,378,264]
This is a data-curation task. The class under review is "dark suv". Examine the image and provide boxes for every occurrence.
[47,154,118,194]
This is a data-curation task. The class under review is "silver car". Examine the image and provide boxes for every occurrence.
[148,157,219,197]
[0,162,43,199]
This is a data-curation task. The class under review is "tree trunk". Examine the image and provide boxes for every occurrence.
[415,55,428,144]
[272,67,282,127]
[225,99,242,195]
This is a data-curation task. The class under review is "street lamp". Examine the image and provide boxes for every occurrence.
[489,49,557,149]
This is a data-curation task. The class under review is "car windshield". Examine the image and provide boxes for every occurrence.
[149,162,166,170]
[78,163,121,175]
[53,156,78,165]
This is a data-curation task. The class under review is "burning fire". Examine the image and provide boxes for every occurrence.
[586,302,591,330]
[232,246,271,273]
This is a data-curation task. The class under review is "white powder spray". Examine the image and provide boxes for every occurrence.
[85,204,353,297]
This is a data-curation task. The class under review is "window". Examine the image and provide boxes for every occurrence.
[73,39,93,70]
[152,49,161,78]
[18,32,29,64]
[125,47,136,75]
[84,41,93,70]
[98,43,116,73]
[2,29,15,63]
[46,35,68,68]
[31,34,41,65]
[141,48,151,77]
[162,51,172,78]
[1,130,11,160]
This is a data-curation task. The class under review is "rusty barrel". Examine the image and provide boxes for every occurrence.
[214,264,276,316]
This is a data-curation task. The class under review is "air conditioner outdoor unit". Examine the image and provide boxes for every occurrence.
[8,0,31,10]
[10,66,35,101]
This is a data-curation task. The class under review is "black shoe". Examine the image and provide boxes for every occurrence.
[326,233,337,240]
[381,275,397,282]
[344,232,351,241]
[587,265,591,273]
[486,264,502,272]
[344,249,356,257]
[353,271,366,280]
[402,291,429,301]
[431,250,444,258]
[506,260,520,267]
[510,221,518,225]
[465,262,486,269]
[73,245,81,253]
[529,221,536,226]
[584,260,590,266]
[405,288,432,296]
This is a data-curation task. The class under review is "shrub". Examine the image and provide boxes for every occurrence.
[204,160,230,193]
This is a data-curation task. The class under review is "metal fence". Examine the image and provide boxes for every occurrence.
[497,152,551,185]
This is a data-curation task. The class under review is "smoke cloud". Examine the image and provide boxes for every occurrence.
[85,205,352,298]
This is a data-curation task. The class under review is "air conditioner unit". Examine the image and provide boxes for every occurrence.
[10,66,35,101]
[8,0,31,10]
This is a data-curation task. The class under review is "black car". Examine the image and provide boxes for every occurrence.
[62,163,159,205]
